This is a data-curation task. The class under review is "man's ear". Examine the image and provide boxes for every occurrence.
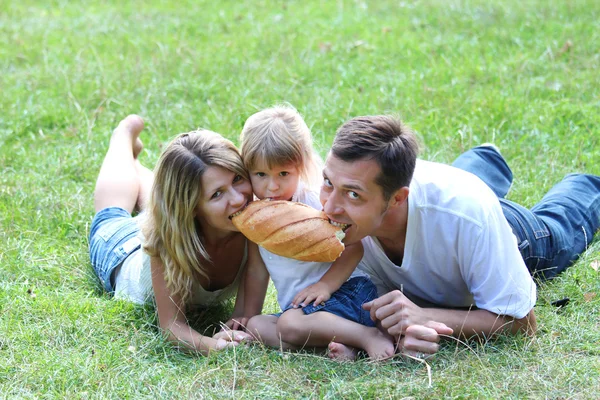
[389,187,409,208]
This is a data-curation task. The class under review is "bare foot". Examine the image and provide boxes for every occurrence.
[110,114,145,158]
[328,342,358,361]
[362,328,395,360]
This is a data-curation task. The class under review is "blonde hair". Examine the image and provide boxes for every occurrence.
[143,130,248,304]
[240,105,323,191]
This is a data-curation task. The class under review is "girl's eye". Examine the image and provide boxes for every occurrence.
[348,191,359,200]
[323,178,332,187]
[279,171,289,177]
[211,191,222,199]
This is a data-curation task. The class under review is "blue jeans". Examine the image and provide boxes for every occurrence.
[275,276,377,327]
[89,207,142,292]
[452,146,600,280]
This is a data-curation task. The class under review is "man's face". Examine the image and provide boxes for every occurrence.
[320,154,389,245]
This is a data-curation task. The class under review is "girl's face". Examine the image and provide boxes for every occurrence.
[249,160,301,201]
[195,165,253,232]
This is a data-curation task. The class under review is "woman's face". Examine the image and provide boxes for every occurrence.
[195,165,253,232]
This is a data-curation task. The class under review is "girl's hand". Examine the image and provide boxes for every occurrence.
[292,282,332,307]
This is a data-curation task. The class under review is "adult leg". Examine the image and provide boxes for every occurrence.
[451,145,513,198]
[277,309,395,360]
[530,174,600,278]
[94,115,145,213]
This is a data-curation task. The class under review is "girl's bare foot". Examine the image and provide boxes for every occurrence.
[362,328,395,360]
[328,342,358,361]
[110,114,145,158]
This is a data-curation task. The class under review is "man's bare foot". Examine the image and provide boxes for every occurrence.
[362,328,395,360]
[328,342,358,361]
[110,114,145,158]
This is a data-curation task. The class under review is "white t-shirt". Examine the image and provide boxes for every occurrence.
[259,184,366,310]
[359,160,536,319]
[114,214,247,307]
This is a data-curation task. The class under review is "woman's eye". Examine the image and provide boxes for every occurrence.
[323,178,332,187]
[233,175,242,183]
[211,191,222,199]
[348,191,359,200]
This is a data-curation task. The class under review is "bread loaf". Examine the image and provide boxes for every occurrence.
[231,199,345,262]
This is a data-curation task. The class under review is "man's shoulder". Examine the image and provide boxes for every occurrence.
[412,160,498,211]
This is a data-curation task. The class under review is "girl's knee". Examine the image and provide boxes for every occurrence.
[277,310,306,343]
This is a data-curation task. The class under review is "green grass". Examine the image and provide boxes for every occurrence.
[1,0,599,398]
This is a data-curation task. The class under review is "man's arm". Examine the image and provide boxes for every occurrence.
[364,290,537,340]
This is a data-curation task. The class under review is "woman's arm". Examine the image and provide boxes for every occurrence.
[242,242,270,319]
[151,256,237,354]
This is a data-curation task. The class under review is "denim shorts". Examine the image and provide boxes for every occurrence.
[278,276,377,327]
[89,207,142,293]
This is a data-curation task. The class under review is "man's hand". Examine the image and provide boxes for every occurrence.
[292,282,332,307]
[363,290,427,336]
[398,321,453,358]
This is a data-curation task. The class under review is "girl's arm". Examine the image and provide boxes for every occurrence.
[151,256,243,354]
[291,241,364,307]
[242,242,270,319]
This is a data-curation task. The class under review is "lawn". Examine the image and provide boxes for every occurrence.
[1,0,599,398]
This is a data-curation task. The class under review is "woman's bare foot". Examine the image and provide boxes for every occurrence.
[328,342,358,361]
[110,114,145,158]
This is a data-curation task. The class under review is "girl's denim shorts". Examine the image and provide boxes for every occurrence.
[89,207,142,293]
[279,276,378,327]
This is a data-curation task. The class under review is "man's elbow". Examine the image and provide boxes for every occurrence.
[513,309,537,336]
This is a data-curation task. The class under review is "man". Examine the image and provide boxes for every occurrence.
[320,115,600,356]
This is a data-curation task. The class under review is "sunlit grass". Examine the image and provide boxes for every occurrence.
[1,0,599,398]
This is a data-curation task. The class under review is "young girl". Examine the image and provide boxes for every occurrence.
[239,106,394,360]
[89,115,254,354]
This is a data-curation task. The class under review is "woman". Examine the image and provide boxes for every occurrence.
[89,115,257,354]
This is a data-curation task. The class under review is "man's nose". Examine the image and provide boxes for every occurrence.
[322,191,341,216]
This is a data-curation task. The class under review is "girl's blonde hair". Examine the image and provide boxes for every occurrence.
[143,130,248,304]
[240,105,323,190]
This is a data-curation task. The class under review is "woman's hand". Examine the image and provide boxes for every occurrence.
[213,328,254,344]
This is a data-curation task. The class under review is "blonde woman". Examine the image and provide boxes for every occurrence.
[89,115,255,354]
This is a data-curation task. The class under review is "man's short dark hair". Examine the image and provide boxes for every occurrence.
[331,115,419,201]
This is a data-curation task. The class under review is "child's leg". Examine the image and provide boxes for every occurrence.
[246,314,299,350]
[94,115,146,213]
[277,309,395,360]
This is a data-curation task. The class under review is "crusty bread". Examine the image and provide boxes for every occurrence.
[231,199,345,262]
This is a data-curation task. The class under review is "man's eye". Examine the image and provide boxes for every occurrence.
[211,191,222,199]
[348,191,359,200]
[323,178,332,187]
